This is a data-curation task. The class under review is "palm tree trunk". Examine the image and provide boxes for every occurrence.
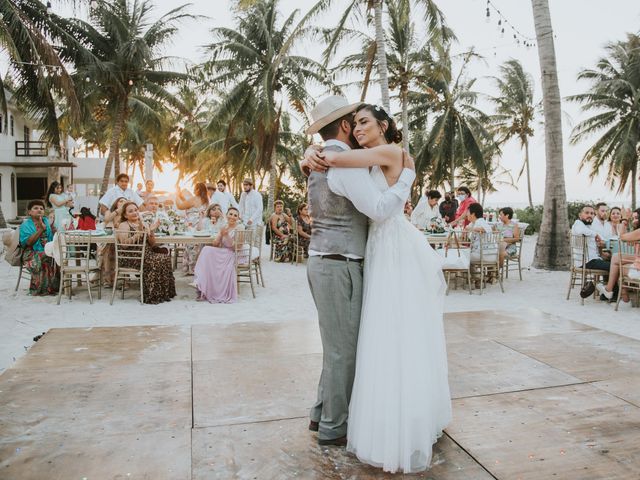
[401,84,409,152]
[267,161,277,216]
[100,101,127,196]
[632,162,637,210]
[0,204,6,228]
[524,140,533,208]
[374,0,391,112]
[531,0,571,270]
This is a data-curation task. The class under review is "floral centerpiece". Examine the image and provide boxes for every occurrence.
[141,209,186,234]
[426,216,446,234]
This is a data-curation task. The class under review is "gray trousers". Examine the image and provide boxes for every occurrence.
[307,255,363,440]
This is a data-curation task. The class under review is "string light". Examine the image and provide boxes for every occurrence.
[484,0,536,48]
[90,0,98,9]
[46,1,52,15]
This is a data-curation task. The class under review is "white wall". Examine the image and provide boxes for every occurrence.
[0,166,17,220]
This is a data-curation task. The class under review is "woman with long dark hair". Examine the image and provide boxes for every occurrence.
[46,181,73,231]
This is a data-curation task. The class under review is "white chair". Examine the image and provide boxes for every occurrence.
[503,236,524,280]
[470,232,504,295]
[111,230,147,304]
[251,224,266,287]
[57,231,102,304]
[567,233,609,305]
[611,239,640,311]
[440,231,472,295]
[234,229,255,299]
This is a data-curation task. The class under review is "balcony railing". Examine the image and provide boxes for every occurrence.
[15,140,48,157]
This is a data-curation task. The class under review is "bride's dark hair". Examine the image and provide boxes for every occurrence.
[354,104,403,144]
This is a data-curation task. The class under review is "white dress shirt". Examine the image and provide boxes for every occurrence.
[410,196,441,229]
[308,139,416,259]
[210,190,239,213]
[589,218,612,241]
[239,189,264,225]
[572,219,601,266]
[99,186,143,209]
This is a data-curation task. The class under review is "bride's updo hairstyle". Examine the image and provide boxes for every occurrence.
[355,104,403,144]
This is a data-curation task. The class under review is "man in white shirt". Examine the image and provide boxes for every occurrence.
[571,205,610,270]
[411,189,442,229]
[238,178,264,226]
[589,202,611,242]
[99,173,143,215]
[209,179,239,213]
[465,202,494,261]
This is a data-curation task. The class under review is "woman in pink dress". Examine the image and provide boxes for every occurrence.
[194,207,242,303]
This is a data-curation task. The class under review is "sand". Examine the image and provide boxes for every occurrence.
[1,234,637,373]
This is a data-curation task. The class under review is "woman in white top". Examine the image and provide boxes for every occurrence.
[46,181,73,231]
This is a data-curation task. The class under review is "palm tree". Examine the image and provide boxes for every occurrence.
[531,0,571,270]
[412,49,495,191]
[568,34,640,209]
[60,0,193,195]
[202,0,334,214]
[323,0,451,112]
[489,59,536,207]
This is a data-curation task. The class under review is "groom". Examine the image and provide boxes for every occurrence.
[304,96,415,445]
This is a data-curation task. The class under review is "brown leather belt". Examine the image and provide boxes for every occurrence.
[319,254,363,263]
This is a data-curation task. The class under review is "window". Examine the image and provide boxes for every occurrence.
[11,173,16,202]
[23,126,30,141]
[10,115,14,136]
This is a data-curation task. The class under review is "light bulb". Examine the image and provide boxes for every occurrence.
[128,79,134,86]
[85,76,90,82]
[46,1,52,14]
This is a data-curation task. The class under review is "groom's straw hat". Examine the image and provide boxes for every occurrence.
[306,96,362,135]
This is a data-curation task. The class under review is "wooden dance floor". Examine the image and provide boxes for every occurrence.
[2,309,640,479]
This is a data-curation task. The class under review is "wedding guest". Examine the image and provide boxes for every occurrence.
[465,203,494,262]
[439,191,458,223]
[46,181,73,231]
[99,174,143,216]
[198,204,226,231]
[450,186,477,228]
[403,201,413,221]
[19,200,60,295]
[101,197,127,287]
[411,189,442,230]
[193,207,244,303]
[608,207,625,239]
[494,207,520,265]
[176,182,209,274]
[269,200,292,262]
[590,202,611,241]
[139,179,155,202]
[141,195,169,233]
[209,179,239,213]
[135,183,144,195]
[116,202,176,304]
[77,207,97,231]
[239,178,264,227]
[632,208,640,230]
[296,203,312,256]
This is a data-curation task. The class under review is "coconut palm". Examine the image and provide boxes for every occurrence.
[568,34,640,209]
[489,59,536,208]
[531,0,571,270]
[202,0,334,213]
[59,0,193,195]
[323,0,451,112]
[412,49,495,191]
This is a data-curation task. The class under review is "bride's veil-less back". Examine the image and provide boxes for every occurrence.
[347,165,452,474]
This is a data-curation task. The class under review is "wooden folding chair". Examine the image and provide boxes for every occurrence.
[111,230,147,304]
[57,231,102,304]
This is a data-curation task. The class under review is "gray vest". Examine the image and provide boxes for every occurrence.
[307,144,368,257]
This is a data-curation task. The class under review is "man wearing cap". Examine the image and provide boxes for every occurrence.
[238,178,263,227]
[303,95,415,446]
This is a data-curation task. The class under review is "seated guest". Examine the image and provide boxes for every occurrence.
[439,191,458,223]
[193,207,244,303]
[411,189,441,229]
[404,201,413,221]
[100,197,127,287]
[494,207,520,264]
[296,203,312,257]
[77,207,97,231]
[450,186,477,228]
[139,179,155,202]
[269,200,292,262]
[198,203,226,232]
[141,195,169,232]
[19,200,60,295]
[608,207,623,238]
[571,205,621,301]
[465,202,494,262]
[176,182,209,274]
[590,202,611,241]
[632,208,640,230]
[116,202,176,304]
[99,174,143,216]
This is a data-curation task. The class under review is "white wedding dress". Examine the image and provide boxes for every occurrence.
[346,166,452,473]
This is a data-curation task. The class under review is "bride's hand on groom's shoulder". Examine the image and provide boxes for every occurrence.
[301,145,329,174]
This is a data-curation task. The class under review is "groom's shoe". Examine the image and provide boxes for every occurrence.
[318,435,347,446]
[308,420,319,432]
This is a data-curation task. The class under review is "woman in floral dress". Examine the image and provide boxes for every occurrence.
[19,200,60,295]
[269,200,292,262]
[296,203,312,257]
[116,202,176,304]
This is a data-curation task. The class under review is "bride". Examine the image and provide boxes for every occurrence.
[310,104,452,473]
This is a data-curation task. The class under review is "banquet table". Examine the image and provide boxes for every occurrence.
[89,233,220,245]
